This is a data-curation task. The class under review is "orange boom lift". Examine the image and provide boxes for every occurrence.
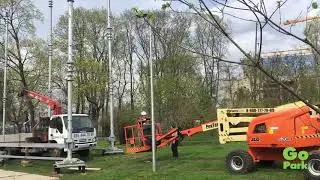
[226,106,320,179]
[124,114,218,154]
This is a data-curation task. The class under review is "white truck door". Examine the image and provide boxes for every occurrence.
[49,117,64,143]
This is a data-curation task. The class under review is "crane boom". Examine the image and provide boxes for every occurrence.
[180,121,218,137]
[260,48,312,58]
[124,118,218,153]
[283,16,320,25]
[20,89,62,115]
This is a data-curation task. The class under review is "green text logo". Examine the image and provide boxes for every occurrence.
[283,147,308,169]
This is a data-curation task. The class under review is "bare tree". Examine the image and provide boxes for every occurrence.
[165,0,320,113]
[0,0,43,126]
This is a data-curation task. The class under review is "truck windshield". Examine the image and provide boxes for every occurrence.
[63,116,94,132]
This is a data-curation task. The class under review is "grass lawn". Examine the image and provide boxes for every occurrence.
[0,131,304,180]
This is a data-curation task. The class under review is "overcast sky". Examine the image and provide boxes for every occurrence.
[33,0,314,62]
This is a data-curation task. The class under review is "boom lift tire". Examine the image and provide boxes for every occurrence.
[305,154,320,180]
[226,150,254,174]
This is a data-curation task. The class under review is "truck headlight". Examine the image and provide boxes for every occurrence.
[93,137,96,142]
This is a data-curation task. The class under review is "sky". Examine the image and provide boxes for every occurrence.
[33,0,315,62]
[218,0,314,62]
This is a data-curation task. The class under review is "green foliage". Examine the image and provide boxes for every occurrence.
[161,2,170,10]
[132,7,155,20]
[74,58,107,96]
[312,1,318,9]
[2,3,228,134]
[0,0,45,127]
[54,7,110,130]
[152,54,216,128]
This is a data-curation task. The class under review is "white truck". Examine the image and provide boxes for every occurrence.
[5,89,98,157]
[49,114,97,156]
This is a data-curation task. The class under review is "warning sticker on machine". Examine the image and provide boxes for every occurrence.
[226,108,275,113]
[245,108,275,113]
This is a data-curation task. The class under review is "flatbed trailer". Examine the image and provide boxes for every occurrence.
[0,133,33,143]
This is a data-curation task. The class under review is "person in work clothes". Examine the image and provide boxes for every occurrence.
[171,125,179,159]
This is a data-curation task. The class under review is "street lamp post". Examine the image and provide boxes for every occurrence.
[53,0,86,172]
[149,24,156,173]
[135,12,156,172]
[107,0,115,150]
[48,0,53,117]
[66,0,74,161]
[2,12,9,142]
[102,0,123,155]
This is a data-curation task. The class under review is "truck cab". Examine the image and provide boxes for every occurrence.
[49,114,97,152]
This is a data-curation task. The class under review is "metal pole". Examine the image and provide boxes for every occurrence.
[254,22,258,59]
[149,25,156,172]
[107,0,115,149]
[66,0,74,161]
[48,0,53,117]
[54,0,85,170]
[2,12,8,142]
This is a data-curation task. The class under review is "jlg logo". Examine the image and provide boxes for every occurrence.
[283,147,308,169]
[205,124,214,129]
[204,123,217,130]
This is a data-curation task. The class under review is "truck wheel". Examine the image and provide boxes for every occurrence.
[78,166,86,173]
[226,150,254,174]
[54,167,60,174]
[305,154,320,180]
[81,166,86,173]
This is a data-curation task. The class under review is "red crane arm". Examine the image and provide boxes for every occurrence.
[21,89,62,115]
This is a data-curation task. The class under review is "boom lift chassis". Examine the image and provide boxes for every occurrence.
[217,101,313,144]
[225,106,320,179]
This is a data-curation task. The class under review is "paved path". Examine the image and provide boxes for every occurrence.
[0,169,58,180]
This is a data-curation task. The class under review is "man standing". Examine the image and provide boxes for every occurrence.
[171,125,179,159]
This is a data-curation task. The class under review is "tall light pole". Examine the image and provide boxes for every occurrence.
[135,12,156,171]
[54,1,86,172]
[103,0,123,154]
[149,24,156,173]
[2,12,9,142]
[48,0,53,116]
[107,0,115,150]
[66,0,74,161]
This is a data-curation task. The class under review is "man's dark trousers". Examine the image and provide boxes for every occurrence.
[171,141,178,158]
